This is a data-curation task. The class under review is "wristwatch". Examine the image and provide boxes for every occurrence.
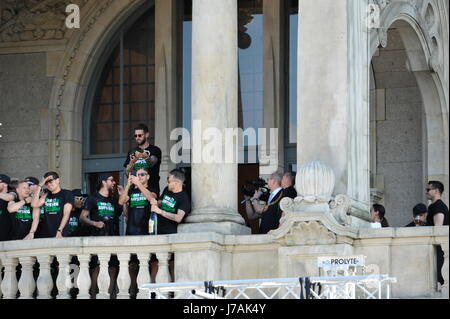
[57,229,62,233]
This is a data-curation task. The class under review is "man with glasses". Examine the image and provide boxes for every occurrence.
[123,123,162,194]
[31,172,74,238]
[1,174,16,241]
[425,180,448,290]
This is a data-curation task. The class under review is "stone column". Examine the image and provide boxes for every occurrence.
[155,0,179,191]
[116,253,131,299]
[55,254,71,299]
[260,0,287,176]
[1,257,18,299]
[76,254,91,299]
[136,253,152,299]
[179,0,250,235]
[36,255,53,299]
[296,0,370,212]
[18,257,37,299]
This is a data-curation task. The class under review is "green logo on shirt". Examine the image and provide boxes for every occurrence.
[45,198,61,214]
[97,202,115,218]
[130,193,148,208]
[16,205,32,221]
[68,216,78,231]
[161,195,176,213]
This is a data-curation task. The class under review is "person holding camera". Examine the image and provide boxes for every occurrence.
[244,173,284,234]
[123,123,162,195]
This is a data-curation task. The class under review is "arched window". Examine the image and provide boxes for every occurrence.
[84,5,155,194]
[89,8,155,156]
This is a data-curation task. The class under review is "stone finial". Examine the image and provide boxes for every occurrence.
[296,161,335,203]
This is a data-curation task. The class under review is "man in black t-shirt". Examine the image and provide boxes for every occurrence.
[119,168,158,235]
[425,180,449,288]
[7,181,40,240]
[80,173,123,297]
[0,174,16,241]
[150,169,191,235]
[66,189,90,237]
[31,172,74,238]
[123,123,162,194]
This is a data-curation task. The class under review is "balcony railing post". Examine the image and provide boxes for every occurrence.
[0,257,19,299]
[97,254,111,299]
[136,253,151,299]
[18,256,36,299]
[36,255,54,299]
[155,252,171,284]
[55,254,71,299]
[116,253,131,299]
[76,254,92,299]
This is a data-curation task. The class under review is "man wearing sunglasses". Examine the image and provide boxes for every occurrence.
[425,180,448,290]
[31,172,74,238]
[123,123,162,194]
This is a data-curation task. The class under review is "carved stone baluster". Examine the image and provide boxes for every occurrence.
[18,256,36,299]
[116,253,131,299]
[136,253,151,299]
[76,255,92,299]
[155,252,170,284]
[97,254,111,299]
[0,257,19,299]
[55,255,71,299]
[36,256,54,299]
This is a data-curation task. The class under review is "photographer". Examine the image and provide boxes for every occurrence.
[243,173,284,234]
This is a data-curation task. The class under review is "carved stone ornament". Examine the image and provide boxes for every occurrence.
[295,161,335,204]
[0,0,88,42]
[329,194,353,226]
[276,221,337,246]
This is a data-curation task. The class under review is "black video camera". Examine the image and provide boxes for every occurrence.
[240,178,270,202]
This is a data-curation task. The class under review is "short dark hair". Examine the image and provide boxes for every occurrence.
[413,203,427,216]
[284,172,296,185]
[169,169,185,184]
[428,181,444,194]
[44,171,59,179]
[134,123,149,133]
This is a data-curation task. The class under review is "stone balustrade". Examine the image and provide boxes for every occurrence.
[0,226,448,299]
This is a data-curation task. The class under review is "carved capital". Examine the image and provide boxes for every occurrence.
[275,221,337,246]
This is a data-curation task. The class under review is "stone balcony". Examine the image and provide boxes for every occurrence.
[1,221,448,299]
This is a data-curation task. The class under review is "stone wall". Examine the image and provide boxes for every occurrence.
[371,27,424,227]
[0,53,53,180]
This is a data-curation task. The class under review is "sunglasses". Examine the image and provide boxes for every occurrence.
[134,134,144,138]
[426,188,434,192]
[137,173,148,177]
[27,182,36,187]
[45,179,55,185]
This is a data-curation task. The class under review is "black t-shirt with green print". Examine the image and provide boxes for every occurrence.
[84,192,122,236]
[126,186,158,235]
[40,189,74,238]
[157,187,191,234]
[0,197,13,241]
[10,200,33,240]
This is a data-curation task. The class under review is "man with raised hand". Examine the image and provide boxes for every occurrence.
[32,172,74,238]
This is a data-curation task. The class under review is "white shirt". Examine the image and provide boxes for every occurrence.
[268,187,283,204]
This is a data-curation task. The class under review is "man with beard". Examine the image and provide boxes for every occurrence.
[67,189,89,237]
[119,168,158,297]
[123,123,162,194]
[1,174,17,241]
[31,172,74,238]
[80,173,123,298]
[7,181,40,240]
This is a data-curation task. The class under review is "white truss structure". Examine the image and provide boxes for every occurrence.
[139,275,397,299]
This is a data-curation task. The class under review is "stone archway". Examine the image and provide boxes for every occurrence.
[369,0,449,219]
[46,0,149,188]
